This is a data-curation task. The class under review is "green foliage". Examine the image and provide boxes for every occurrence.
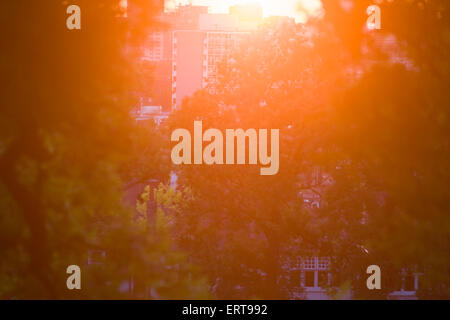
[2,0,449,300]
[321,0,450,299]
[166,0,450,299]
[0,0,208,299]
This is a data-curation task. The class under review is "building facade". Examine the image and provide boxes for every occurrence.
[142,4,262,110]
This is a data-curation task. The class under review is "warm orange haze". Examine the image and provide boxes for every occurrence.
[168,0,323,22]
[1,0,449,302]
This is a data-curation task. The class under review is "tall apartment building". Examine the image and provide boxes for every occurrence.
[172,28,251,108]
[142,4,263,110]
[142,5,209,110]
[169,4,262,109]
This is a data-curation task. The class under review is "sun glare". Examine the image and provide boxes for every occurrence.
[170,0,323,22]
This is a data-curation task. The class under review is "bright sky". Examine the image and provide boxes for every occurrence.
[166,0,323,23]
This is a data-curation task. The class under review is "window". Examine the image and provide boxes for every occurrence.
[318,257,329,270]
[399,268,419,292]
[303,257,315,270]
[318,271,328,287]
[404,275,415,291]
[305,271,315,287]
[301,257,330,288]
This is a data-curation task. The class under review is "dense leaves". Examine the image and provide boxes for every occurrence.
[0,1,208,299]
[167,0,450,299]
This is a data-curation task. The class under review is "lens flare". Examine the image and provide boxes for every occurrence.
[169,0,323,22]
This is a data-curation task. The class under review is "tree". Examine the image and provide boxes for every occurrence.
[0,0,207,299]
[166,20,349,299]
[319,0,450,298]
[166,0,450,299]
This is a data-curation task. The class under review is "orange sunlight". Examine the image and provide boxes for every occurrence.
[169,0,323,22]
